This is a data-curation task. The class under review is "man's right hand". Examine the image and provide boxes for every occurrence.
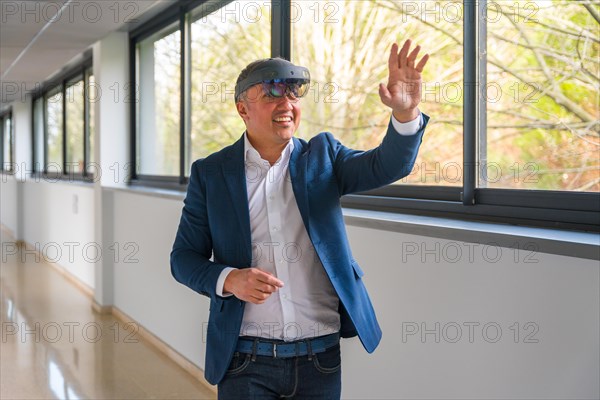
[223,268,285,304]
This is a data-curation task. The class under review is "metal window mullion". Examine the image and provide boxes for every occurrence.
[272,0,290,59]
[179,9,186,184]
[462,0,477,205]
[183,11,192,180]
[9,114,13,167]
[130,36,138,181]
[0,116,4,169]
[31,98,36,171]
[83,67,89,178]
[478,0,487,189]
[43,96,48,173]
[62,82,67,177]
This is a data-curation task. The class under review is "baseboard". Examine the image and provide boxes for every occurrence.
[0,224,16,241]
[91,300,113,315]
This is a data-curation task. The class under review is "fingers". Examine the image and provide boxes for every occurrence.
[398,39,411,68]
[255,269,284,288]
[240,268,284,304]
[378,83,392,106]
[391,39,429,73]
[388,42,399,73]
[415,53,430,73]
[406,45,421,69]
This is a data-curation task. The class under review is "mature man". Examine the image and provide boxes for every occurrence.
[171,39,429,399]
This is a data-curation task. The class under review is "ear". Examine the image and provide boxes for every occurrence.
[236,100,249,122]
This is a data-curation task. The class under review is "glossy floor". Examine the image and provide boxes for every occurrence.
[0,236,216,399]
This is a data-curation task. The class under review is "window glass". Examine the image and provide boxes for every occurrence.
[87,72,96,174]
[34,97,45,171]
[137,22,181,176]
[66,78,85,174]
[483,1,599,191]
[2,116,12,171]
[292,0,464,186]
[188,0,271,167]
[46,88,63,172]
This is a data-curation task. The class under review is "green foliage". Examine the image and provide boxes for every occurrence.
[143,0,598,191]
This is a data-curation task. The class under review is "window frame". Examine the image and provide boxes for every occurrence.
[129,0,599,232]
[0,109,14,173]
[31,55,94,182]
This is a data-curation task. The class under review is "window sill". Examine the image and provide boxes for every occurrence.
[101,184,598,261]
[343,208,599,261]
[105,185,185,201]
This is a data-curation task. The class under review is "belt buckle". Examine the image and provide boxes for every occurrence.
[273,343,277,358]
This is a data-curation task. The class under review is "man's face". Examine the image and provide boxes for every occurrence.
[236,84,302,145]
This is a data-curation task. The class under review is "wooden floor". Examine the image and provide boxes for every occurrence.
[0,232,216,400]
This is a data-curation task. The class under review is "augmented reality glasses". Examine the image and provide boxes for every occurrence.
[235,58,311,102]
[261,79,310,101]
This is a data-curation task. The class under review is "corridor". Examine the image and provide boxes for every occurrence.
[0,231,216,399]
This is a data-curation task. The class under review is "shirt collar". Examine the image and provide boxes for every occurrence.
[243,131,295,165]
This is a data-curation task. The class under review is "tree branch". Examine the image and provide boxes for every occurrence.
[583,3,600,25]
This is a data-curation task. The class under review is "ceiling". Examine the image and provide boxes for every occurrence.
[0,0,175,111]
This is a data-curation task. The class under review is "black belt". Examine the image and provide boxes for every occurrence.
[235,332,339,358]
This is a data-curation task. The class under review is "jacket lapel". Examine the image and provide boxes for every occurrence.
[289,137,310,233]
[222,135,252,265]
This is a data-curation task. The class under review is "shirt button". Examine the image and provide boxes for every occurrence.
[282,294,287,299]
[272,227,278,231]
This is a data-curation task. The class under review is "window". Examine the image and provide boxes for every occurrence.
[46,86,64,174]
[188,0,271,166]
[86,70,96,174]
[136,21,181,177]
[292,0,463,187]
[33,97,45,172]
[131,0,599,231]
[66,77,85,175]
[482,1,599,192]
[32,59,94,180]
[0,110,13,172]
[133,0,271,180]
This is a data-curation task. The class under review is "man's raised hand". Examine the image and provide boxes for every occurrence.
[378,39,429,122]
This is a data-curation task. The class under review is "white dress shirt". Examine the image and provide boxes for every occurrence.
[215,114,422,341]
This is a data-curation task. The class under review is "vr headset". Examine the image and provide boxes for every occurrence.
[234,58,311,102]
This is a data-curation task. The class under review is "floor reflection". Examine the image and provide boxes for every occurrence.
[1,235,216,399]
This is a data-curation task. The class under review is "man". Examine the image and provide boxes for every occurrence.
[171,39,429,399]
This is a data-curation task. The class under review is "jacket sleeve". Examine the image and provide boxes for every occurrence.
[327,113,429,196]
[170,159,230,301]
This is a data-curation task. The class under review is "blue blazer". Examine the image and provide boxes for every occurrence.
[171,115,428,385]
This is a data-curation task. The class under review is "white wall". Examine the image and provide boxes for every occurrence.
[342,225,599,399]
[21,179,96,289]
[0,176,18,236]
[13,96,32,182]
[91,31,130,308]
[101,190,599,399]
[1,96,32,238]
[110,190,209,369]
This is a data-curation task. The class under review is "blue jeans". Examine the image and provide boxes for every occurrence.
[217,338,342,399]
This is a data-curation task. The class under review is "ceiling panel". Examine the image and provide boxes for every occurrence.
[0,0,174,110]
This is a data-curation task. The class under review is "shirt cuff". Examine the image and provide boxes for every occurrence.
[216,267,236,298]
[391,112,422,136]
